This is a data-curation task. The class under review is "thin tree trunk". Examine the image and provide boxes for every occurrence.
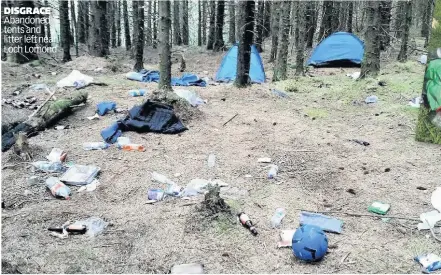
[182,0,189,45]
[198,0,202,46]
[173,0,182,45]
[78,1,86,44]
[347,1,354,33]
[134,0,145,70]
[269,1,280,62]
[89,0,109,57]
[207,0,216,50]
[397,1,412,62]
[44,0,52,47]
[202,0,207,45]
[305,1,317,48]
[228,0,235,44]
[60,0,71,62]
[132,0,139,52]
[159,0,172,91]
[146,0,152,46]
[263,0,271,38]
[318,1,333,41]
[70,0,78,57]
[273,0,291,81]
[380,1,392,50]
[153,0,158,48]
[213,0,225,51]
[295,1,306,76]
[423,0,434,47]
[235,0,255,88]
[395,2,404,38]
[110,1,116,48]
[123,0,131,50]
[254,0,264,52]
[360,1,381,78]
[331,1,341,32]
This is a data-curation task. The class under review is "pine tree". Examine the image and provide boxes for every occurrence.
[207,0,216,50]
[70,0,78,56]
[153,0,158,48]
[116,1,122,47]
[422,0,434,47]
[60,0,71,62]
[134,0,145,71]
[213,0,225,51]
[159,0,172,91]
[263,0,271,38]
[318,1,333,41]
[397,0,412,62]
[182,0,189,45]
[254,0,264,52]
[146,0,152,46]
[269,1,280,62]
[123,0,131,50]
[305,1,317,48]
[202,1,207,44]
[44,0,52,47]
[360,1,381,78]
[110,1,116,48]
[273,0,291,81]
[380,1,392,50]
[347,1,354,33]
[90,0,109,57]
[235,0,255,88]
[78,1,86,44]
[228,0,235,44]
[198,0,202,46]
[295,1,306,76]
[173,0,182,45]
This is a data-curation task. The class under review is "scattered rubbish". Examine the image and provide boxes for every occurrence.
[46,148,67,163]
[83,142,109,151]
[97,101,116,116]
[54,125,68,130]
[417,211,441,230]
[171,263,204,274]
[346,188,356,195]
[365,95,378,104]
[27,176,40,185]
[174,89,205,106]
[119,143,146,152]
[101,122,122,144]
[57,70,93,88]
[77,179,100,192]
[30,83,48,91]
[258,157,271,163]
[351,139,370,146]
[384,168,391,172]
[127,70,207,87]
[299,211,343,234]
[271,208,286,228]
[94,67,104,72]
[152,172,175,185]
[60,164,100,186]
[117,137,131,146]
[48,223,87,235]
[128,89,147,97]
[278,230,296,248]
[181,178,228,197]
[378,80,387,86]
[238,212,258,235]
[368,201,390,215]
[292,225,328,262]
[420,54,428,64]
[409,96,421,108]
[415,253,441,273]
[272,89,289,98]
[346,71,361,80]
[207,153,216,168]
[46,177,71,199]
[32,161,65,173]
[71,217,108,237]
[148,189,165,201]
[12,90,21,96]
[417,186,428,191]
[268,164,279,179]
[432,187,441,212]
[165,182,182,197]
[87,113,100,120]
[48,220,70,239]
[244,174,252,178]
[51,72,57,76]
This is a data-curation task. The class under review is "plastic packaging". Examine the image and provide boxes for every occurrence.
[417,210,441,230]
[278,230,296,248]
[415,254,441,273]
[57,70,93,88]
[71,217,108,237]
[207,154,216,168]
[174,89,205,107]
[128,89,147,97]
[60,165,100,186]
[32,161,65,173]
[272,89,289,98]
[271,208,286,228]
[83,142,109,150]
[368,201,390,215]
[117,137,131,146]
[258,157,271,163]
[365,95,378,104]
[30,83,48,91]
[46,177,71,199]
[119,144,146,152]
[171,263,204,274]
[96,101,116,116]
[181,179,229,197]
[432,187,441,212]
[148,189,165,201]
[300,211,343,233]
[151,172,175,185]
[268,164,279,179]
[46,148,67,163]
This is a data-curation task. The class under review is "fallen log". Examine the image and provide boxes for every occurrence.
[1,90,88,152]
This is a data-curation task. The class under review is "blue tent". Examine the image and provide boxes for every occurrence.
[307,32,364,66]
[215,44,265,83]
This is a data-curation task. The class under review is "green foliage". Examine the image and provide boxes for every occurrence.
[428,0,441,51]
[415,105,441,144]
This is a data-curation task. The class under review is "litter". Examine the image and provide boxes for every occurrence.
[409,96,421,108]
[258,157,271,163]
[278,230,296,248]
[97,101,116,116]
[29,83,48,91]
[238,212,258,235]
[128,89,147,97]
[27,176,40,185]
[365,95,378,104]
[46,177,71,199]
[57,70,93,88]
[171,263,204,274]
[54,125,68,130]
[117,137,131,146]
[268,164,279,179]
[351,139,370,146]
[48,223,86,235]
[87,113,100,120]
[60,164,100,186]
[417,210,441,230]
[94,67,104,72]
[83,142,109,150]
[292,225,328,262]
[207,153,216,168]
[181,179,228,197]
[432,187,441,212]
[174,89,205,106]
[119,144,146,152]
[299,211,343,233]
[368,201,390,215]
[415,254,441,273]
[32,161,65,173]
[46,148,67,163]
[272,89,289,98]
[346,71,361,80]
[420,54,428,64]
[71,217,108,237]
[148,189,165,201]
[77,179,100,192]
[152,172,175,185]
[101,122,122,144]
[126,70,207,87]
[271,208,286,228]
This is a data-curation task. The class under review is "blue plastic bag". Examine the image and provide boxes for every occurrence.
[299,212,343,234]
[97,102,116,116]
[415,254,441,273]
[101,122,122,144]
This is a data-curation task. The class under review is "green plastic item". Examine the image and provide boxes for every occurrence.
[425,59,441,111]
[368,201,390,215]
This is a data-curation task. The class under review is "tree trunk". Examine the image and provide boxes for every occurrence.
[273,0,291,81]
[269,1,280,62]
[207,1,216,50]
[213,0,225,51]
[305,1,317,48]
[110,1,116,48]
[70,0,79,57]
[89,0,109,57]
[423,0,434,47]
[318,1,333,41]
[202,1,207,45]
[60,0,71,62]
[397,1,412,62]
[153,0,158,48]
[360,1,381,78]
[115,1,121,47]
[228,0,235,44]
[182,0,189,45]
[254,0,264,52]
[44,0,52,47]
[380,1,392,50]
[159,0,172,91]
[235,0,255,88]
[123,0,131,50]
[146,0,152,46]
[132,0,139,52]
[263,0,271,38]
[295,1,306,76]
[347,1,354,33]
[198,0,202,46]
[134,0,145,71]
[395,2,404,38]
[173,0,182,45]
[78,1,86,44]
[331,1,341,32]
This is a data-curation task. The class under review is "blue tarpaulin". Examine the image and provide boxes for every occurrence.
[307,32,365,67]
[126,70,207,87]
[215,44,266,83]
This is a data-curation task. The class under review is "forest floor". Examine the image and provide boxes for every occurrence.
[2,42,441,274]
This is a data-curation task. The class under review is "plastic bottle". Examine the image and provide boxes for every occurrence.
[83,142,109,151]
[268,164,279,179]
[128,89,146,97]
[271,208,286,228]
[238,212,258,235]
[119,144,146,152]
[32,161,65,172]
[46,177,71,199]
[207,153,216,168]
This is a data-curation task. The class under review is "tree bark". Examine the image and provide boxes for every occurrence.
[146,0,152,46]
[110,1,116,48]
[70,0,79,56]
[132,0,139,52]
[153,0,158,48]
[89,0,109,57]
[213,0,225,51]
[395,1,404,38]
[347,1,354,33]
[207,0,216,50]
[228,0,235,44]
[235,0,255,88]
[44,0,52,47]
[269,1,280,62]
[360,1,381,78]
[60,0,71,62]
[331,1,341,32]
[423,0,434,47]
[305,1,317,48]
[202,1,207,45]
[123,0,131,50]
[263,0,271,38]
[182,0,189,45]
[134,0,145,71]
[198,0,202,46]
[78,1,86,44]
[273,0,291,81]
[159,0,172,91]
[173,0,182,45]
[115,1,121,47]
[318,1,333,41]
[295,1,306,76]
[397,1,412,62]
[380,1,392,50]
[254,0,264,52]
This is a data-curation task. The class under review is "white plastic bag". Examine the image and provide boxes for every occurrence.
[72,217,108,237]
[174,89,205,107]
[57,70,94,88]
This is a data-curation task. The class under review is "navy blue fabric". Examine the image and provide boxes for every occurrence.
[307,32,365,66]
[101,122,122,143]
[96,102,116,116]
[127,70,206,87]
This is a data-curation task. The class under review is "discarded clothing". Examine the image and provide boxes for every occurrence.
[97,101,116,116]
[101,100,187,143]
[299,211,343,234]
[126,70,207,87]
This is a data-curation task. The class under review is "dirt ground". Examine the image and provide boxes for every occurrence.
[2,43,441,274]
